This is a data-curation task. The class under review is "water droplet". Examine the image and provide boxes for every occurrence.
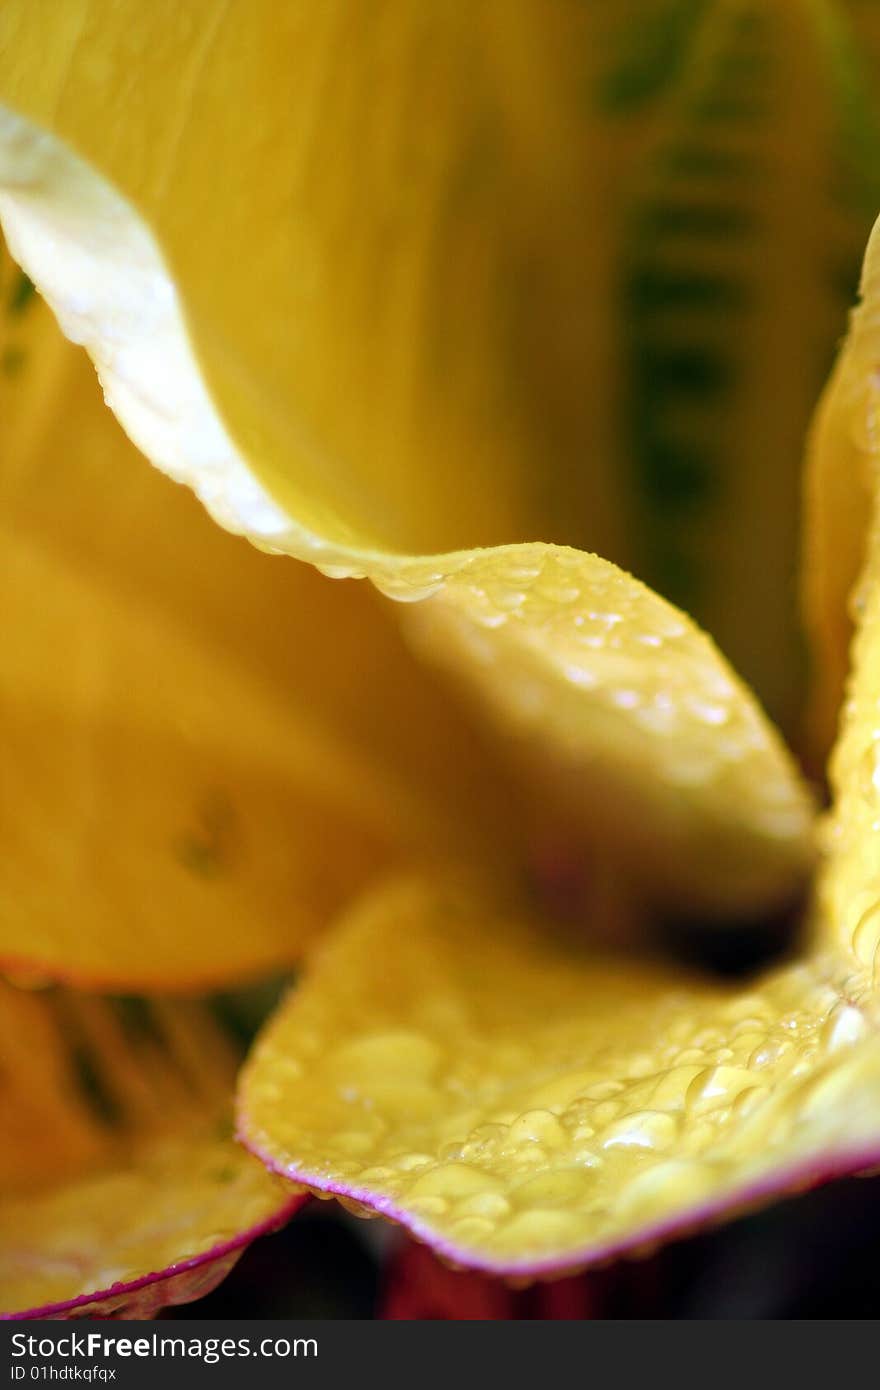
[563,662,597,690]
[610,688,641,711]
[686,1066,755,1113]
[507,1110,568,1149]
[687,698,729,727]
[536,583,581,604]
[749,1039,790,1069]
[455,1192,511,1220]
[337,1196,379,1219]
[821,1003,868,1052]
[592,1100,620,1127]
[449,1215,495,1243]
[512,1169,596,1206]
[492,589,528,612]
[408,1164,499,1199]
[650,1065,704,1110]
[406,1195,448,1218]
[601,1110,677,1151]
[853,903,880,970]
[359,1165,394,1182]
[393,1152,434,1172]
[730,1084,769,1119]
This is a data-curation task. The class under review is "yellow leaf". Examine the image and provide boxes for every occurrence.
[238,875,880,1276]
[0,87,815,917]
[802,215,880,760]
[0,0,878,1284]
[406,542,812,915]
[0,245,519,989]
[0,0,628,562]
[801,348,871,762]
[2,1,877,732]
[0,981,301,1318]
[810,213,880,979]
[238,201,880,1276]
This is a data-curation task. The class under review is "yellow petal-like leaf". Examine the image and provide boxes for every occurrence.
[0,243,519,989]
[0,108,814,917]
[241,201,880,1275]
[810,212,880,974]
[801,349,870,762]
[802,215,880,759]
[2,1,878,733]
[407,542,812,914]
[796,0,880,756]
[239,876,880,1277]
[0,982,301,1318]
[0,0,629,562]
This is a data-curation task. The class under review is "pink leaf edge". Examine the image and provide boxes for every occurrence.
[3,1192,306,1321]
[239,1124,880,1279]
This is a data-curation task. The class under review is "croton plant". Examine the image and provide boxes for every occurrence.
[4,0,880,1321]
